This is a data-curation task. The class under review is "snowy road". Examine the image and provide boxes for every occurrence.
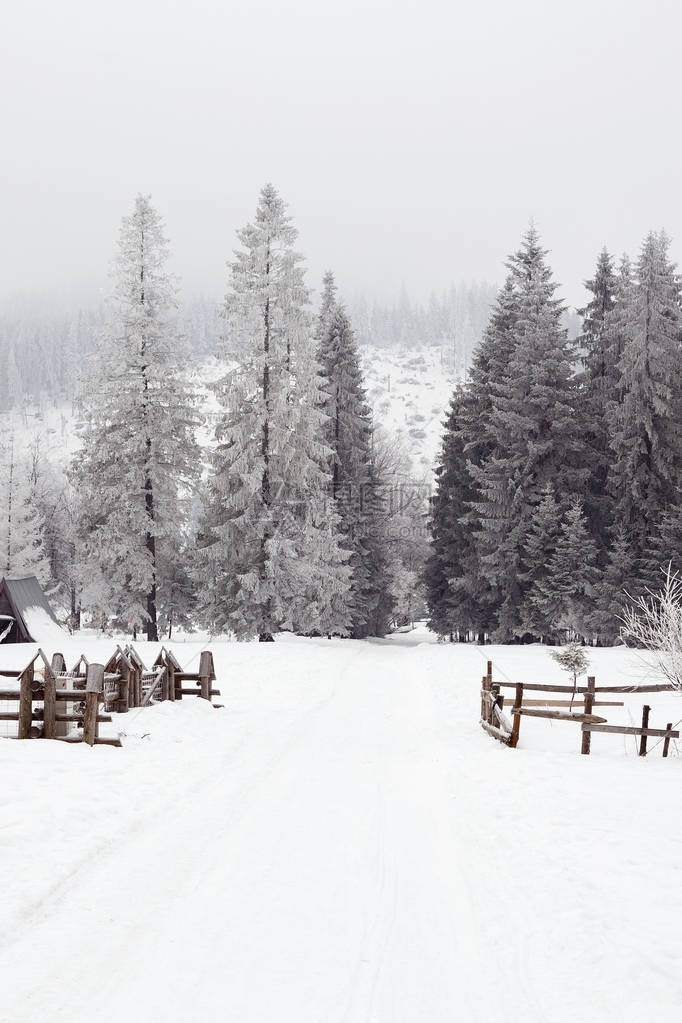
[2,636,682,1021]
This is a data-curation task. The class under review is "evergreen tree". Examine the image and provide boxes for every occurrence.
[201,185,351,640]
[315,270,338,341]
[70,195,199,640]
[591,525,637,642]
[442,276,522,634]
[608,232,682,559]
[547,499,600,641]
[518,485,563,641]
[577,248,619,548]
[639,503,682,595]
[0,434,49,582]
[470,231,587,640]
[316,283,388,635]
[424,387,488,637]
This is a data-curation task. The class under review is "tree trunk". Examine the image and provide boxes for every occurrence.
[144,463,158,642]
[260,255,273,640]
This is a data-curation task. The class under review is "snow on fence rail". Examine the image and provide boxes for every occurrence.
[478,661,680,757]
[0,646,220,747]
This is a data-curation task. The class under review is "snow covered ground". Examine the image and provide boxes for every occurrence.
[1,630,681,1022]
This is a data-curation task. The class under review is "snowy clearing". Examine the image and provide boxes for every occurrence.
[1,631,681,1022]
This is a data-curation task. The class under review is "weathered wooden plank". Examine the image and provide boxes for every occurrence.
[517,707,606,724]
[55,736,122,748]
[42,666,57,740]
[509,682,523,749]
[480,718,511,743]
[494,680,676,695]
[18,666,34,739]
[516,698,624,709]
[179,688,221,697]
[662,728,674,761]
[638,705,651,756]
[55,714,112,724]
[581,677,596,755]
[492,701,513,735]
[0,712,110,723]
[581,724,680,738]
[140,667,166,707]
[83,664,104,746]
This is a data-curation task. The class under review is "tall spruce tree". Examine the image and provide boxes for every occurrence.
[71,195,199,640]
[518,484,563,642]
[0,434,49,582]
[577,248,619,550]
[440,277,521,634]
[608,232,682,560]
[315,277,390,635]
[424,387,493,637]
[470,230,587,640]
[547,499,600,641]
[639,503,682,595]
[200,185,351,641]
[593,525,639,642]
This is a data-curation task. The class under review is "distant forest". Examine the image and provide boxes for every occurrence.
[0,284,507,413]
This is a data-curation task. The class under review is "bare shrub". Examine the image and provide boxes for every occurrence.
[620,565,682,689]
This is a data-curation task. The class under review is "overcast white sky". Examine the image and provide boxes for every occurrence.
[3,0,682,308]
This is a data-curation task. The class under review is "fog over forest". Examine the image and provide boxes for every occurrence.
[4,0,682,306]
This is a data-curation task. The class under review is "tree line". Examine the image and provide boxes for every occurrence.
[0,188,427,641]
[425,226,682,644]
[0,270,497,417]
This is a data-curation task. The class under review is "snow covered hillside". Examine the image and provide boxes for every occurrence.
[0,343,457,477]
[1,632,681,1022]
[361,343,458,470]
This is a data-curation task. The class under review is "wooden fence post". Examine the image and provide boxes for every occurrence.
[168,653,177,701]
[199,650,212,702]
[581,676,596,755]
[42,664,57,740]
[18,664,34,739]
[119,660,130,714]
[491,683,500,726]
[639,705,651,757]
[50,652,69,738]
[663,724,673,758]
[510,683,523,749]
[83,664,104,746]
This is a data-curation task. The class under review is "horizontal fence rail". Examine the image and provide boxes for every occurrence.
[478,661,679,758]
[0,645,221,748]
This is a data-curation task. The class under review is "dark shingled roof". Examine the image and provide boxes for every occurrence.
[0,575,59,643]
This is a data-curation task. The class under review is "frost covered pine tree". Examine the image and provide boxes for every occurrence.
[424,387,490,638]
[0,434,49,582]
[518,484,563,642]
[470,228,588,640]
[315,274,391,636]
[546,499,600,641]
[608,232,682,561]
[200,185,352,641]
[577,248,619,548]
[71,195,199,641]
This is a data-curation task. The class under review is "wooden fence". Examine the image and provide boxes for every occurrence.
[0,646,220,748]
[479,660,680,757]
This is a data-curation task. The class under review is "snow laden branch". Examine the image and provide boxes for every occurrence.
[620,566,682,689]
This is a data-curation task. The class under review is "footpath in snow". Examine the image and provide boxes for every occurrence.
[1,631,681,1022]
